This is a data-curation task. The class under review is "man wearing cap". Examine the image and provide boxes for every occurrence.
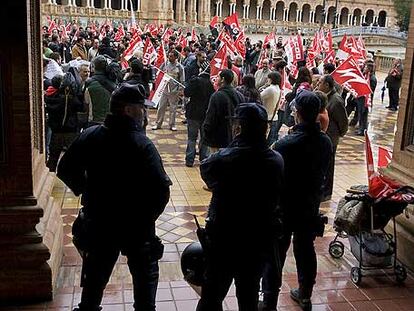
[261,90,333,311]
[57,83,172,311]
[197,103,284,310]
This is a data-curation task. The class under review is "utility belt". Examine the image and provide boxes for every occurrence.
[73,208,164,260]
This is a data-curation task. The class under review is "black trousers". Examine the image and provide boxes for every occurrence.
[196,245,264,311]
[47,131,78,172]
[324,144,337,197]
[262,228,317,306]
[388,87,400,109]
[357,100,369,132]
[76,244,159,311]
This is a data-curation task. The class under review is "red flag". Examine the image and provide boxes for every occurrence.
[356,35,367,58]
[142,37,156,66]
[191,28,198,43]
[323,29,333,53]
[337,35,350,60]
[218,29,238,56]
[114,23,125,42]
[47,16,58,35]
[222,13,241,38]
[234,30,246,58]
[210,16,220,30]
[154,41,166,69]
[162,28,174,44]
[178,34,188,49]
[323,49,336,64]
[331,56,372,98]
[378,146,392,168]
[210,45,229,89]
[121,34,143,68]
[148,24,158,36]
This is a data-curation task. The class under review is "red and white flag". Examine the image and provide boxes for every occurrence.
[323,29,333,53]
[162,28,174,44]
[234,29,246,58]
[191,28,198,43]
[210,45,229,89]
[122,33,143,61]
[114,23,125,42]
[356,35,367,58]
[142,37,156,66]
[378,146,392,168]
[218,29,238,57]
[331,56,372,98]
[154,41,167,69]
[149,71,171,108]
[47,16,58,35]
[337,35,350,60]
[286,34,304,64]
[178,33,188,48]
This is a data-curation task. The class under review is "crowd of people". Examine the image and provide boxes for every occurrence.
[43,19,404,311]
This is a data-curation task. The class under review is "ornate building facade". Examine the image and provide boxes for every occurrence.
[41,0,397,30]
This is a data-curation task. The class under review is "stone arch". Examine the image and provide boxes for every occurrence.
[327,6,335,24]
[275,1,284,21]
[353,8,362,25]
[236,0,244,18]
[288,2,298,22]
[365,9,374,25]
[112,0,121,10]
[314,4,323,24]
[210,0,216,17]
[301,3,310,22]
[75,0,82,6]
[249,0,258,19]
[94,0,103,8]
[378,10,387,27]
[222,0,230,16]
[263,0,271,20]
[339,7,349,25]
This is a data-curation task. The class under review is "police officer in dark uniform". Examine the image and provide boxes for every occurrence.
[57,83,172,311]
[261,90,333,311]
[196,103,284,311]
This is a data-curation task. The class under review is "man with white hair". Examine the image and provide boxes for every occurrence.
[255,58,271,90]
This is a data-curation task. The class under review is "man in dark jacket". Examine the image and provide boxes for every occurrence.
[385,58,403,111]
[262,90,333,311]
[184,71,215,167]
[197,103,284,311]
[57,83,172,311]
[45,73,85,172]
[318,74,348,201]
[203,69,245,153]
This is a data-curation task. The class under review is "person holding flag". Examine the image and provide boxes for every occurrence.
[152,49,185,131]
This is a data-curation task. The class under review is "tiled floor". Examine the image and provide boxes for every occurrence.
[3,73,414,311]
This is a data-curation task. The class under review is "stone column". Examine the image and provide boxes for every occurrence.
[0,0,63,303]
[309,10,313,23]
[296,9,300,22]
[361,15,365,25]
[247,5,250,18]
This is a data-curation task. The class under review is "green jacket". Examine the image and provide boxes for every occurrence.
[86,73,116,123]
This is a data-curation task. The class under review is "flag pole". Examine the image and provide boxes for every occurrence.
[153,66,186,88]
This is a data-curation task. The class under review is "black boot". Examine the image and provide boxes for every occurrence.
[290,288,312,311]
[260,294,278,311]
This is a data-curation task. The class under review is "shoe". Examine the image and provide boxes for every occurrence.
[202,184,212,192]
[185,162,193,167]
[349,119,358,127]
[355,130,365,136]
[388,107,397,111]
[152,125,161,130]
[290,288,312,311]
[260,294,278,311]
[385,105,391,108]
[170,126,177,131]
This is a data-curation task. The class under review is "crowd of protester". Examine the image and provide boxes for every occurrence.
[43,19,404,311]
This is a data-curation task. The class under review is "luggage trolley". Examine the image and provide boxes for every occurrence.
[328,185,414,285]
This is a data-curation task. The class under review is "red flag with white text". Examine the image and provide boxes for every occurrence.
[154,41,167,69]
[331,56,372,98]
[209,15,220,36]
[149,71,171,108]
[234,29,246,58]
[114,23,125,42]
[142,37,156,66]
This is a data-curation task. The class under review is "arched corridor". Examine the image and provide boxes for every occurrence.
[302,4,310,23]
[327,6,335,25]
[275,1,284,21]
[288,2,298,22]
[314,5,323,24]
[340,7,349,25]
[249,0,257,19]
[353,8,362,26]
[378,10,387,27]
[365,9,374,25]
[262,0,271,20]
